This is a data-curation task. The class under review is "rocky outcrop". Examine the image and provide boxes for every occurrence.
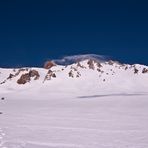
[0,68,30,85]
[76,71,81,78]
[43,70,56,82]
[68,70,74,78]
[87,59,95,70]
[77,62,86,68]
[29,70,40,80]
[134,68,139,74]
[142,68,148,74]
[7,68,29,80]
[68,66,81,78]
[96,62,102,68]
[7,73,14,80]
[17,73,30,84]
[44,61,56,69]
[17,70,40,84]
[1,58,148,86]
[0,80,6,85]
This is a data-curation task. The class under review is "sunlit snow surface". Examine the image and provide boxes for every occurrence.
[0,60,148,148]
[0,92,148,148]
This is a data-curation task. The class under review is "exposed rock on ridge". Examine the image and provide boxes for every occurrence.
[17,70,40,84]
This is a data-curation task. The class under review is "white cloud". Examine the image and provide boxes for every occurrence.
[53,54,109,65]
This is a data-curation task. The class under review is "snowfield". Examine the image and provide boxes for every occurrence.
[0,93,148,148]
[0,60,148,148]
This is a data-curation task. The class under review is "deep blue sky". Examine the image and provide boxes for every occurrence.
[0,0,148,67]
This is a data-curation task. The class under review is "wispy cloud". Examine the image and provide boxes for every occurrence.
[53,54,109,65]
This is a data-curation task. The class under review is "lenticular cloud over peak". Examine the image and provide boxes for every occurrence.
[53,54,108,65]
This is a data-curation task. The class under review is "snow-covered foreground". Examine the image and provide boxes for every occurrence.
[0,93,148,148]
[0,59,148,147]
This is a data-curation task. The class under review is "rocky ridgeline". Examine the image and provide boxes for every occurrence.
[17,61,57,84]
[0,59,148,85]
[0,68,29,84]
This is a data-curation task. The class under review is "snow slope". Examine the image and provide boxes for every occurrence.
[0,59,148,95]
[0,59,148,148]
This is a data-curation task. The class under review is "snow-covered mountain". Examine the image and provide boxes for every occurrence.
[1,58,148,148]
[0,59,148,96]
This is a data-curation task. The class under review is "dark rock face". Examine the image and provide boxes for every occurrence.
[96,62,102,68]
[87,59,95,70]
[17,70,40,84]
[7,73,14,79]
[44,61,56,69]
[125,66,128,70]
[134,68,139,74]
[52,73,56,78]
[68,70,74,78]
[142,68,148,74]
[76,72,81,78]
[43,70,56,82]
[48,70,56,78]
[17,73,30,84]
[29,70,40,80]
[77,62,86,68]
[97,68,101,72]
[0,80,6,85]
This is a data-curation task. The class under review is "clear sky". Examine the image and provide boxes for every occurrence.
[0,0,148,67]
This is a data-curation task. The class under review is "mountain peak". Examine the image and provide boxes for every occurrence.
[0,58,148,95]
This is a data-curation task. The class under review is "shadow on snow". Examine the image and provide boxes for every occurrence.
[78,93,148,99]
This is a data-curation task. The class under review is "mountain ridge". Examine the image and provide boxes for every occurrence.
[0,59,148,96]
